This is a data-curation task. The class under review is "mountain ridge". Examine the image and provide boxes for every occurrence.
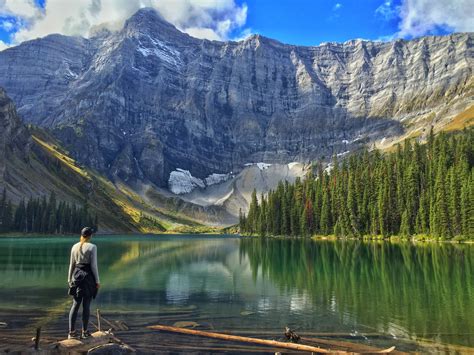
[0,8,472,222]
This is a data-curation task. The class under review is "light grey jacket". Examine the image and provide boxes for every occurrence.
[68,242,100,284]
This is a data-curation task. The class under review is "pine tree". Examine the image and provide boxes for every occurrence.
[347,173,360,237]
[302,199,314,236]
[460,177,473,237]
[399,209,411,237]
[258,194,267,236]
[0,188,6,232]
[248,189,259,234]
[2,201,13,232]
[319,186,331,235]
[432,160,451,238]
[240,129,472,240]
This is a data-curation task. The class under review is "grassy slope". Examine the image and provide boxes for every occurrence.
[442,105,474,132]
[12,128,205,234]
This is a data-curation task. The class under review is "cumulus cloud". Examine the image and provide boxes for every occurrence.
[397,0,473,37]
[0,39,9,50]
[376,0,473,38]
[0,0,249,44]
[0,0,40,18]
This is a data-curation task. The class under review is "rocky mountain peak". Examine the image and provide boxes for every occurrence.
[0,17,471,189]
[123,7,186,40]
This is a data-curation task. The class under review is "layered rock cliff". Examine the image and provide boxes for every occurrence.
[0,88,215,231]
[0,8,472,188]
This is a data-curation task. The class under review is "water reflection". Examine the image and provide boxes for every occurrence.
[0,236,472,347]
[240,238,474,344]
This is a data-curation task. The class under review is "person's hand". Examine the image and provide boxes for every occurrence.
[96,283,101,289]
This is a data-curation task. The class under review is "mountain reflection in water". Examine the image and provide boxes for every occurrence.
[0,235,472,347]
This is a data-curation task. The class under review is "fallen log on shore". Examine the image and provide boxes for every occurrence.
[147,324,340,353]
[147,324,399,354]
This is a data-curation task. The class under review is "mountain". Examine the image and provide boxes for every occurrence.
[0,8,472,228]
[0,87,218,232]
[0,8,472,188]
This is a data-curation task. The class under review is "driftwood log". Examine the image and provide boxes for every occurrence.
[147,324,338,353]
[147,324,399,354]
[301,337,397,354]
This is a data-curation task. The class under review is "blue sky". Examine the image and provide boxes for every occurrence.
[235,0,403,45]
[0,0,469,49]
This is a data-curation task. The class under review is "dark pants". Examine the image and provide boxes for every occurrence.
[69,295,92,332]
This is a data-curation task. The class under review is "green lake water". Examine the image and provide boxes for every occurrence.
[0,235,472,350]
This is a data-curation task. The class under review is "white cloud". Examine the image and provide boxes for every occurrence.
[0,19,15,31]
[397,0,473,37]
[0,0,249,45]
[234,27,254,41]
[0,0,40,18]
[376,0,474,38]
[375,1,398,20]
[0,39,9,50]
[333,3,342,11]
[185,27,221,41]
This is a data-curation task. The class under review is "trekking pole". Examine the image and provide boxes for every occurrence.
[96,309,101,332]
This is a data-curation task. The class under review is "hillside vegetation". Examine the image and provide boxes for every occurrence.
[2,127,205,234]
[241,129,473,240]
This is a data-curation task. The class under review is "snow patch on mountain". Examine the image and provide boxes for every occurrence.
[245,162,272,170]
[169,169,233,195]
[288,162,301,169]
[137,35,182,67]
[169,169,205,194]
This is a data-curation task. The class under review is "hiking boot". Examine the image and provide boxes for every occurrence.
[68,330,79,339]
[81,329,92,339]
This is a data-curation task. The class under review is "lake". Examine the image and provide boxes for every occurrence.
[0,235,472,352]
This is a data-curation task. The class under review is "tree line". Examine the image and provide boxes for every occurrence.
[240,129,473,239]
[0,190,98,234]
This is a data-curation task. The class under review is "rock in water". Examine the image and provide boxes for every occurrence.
[88,343,135,354]
[284,327,300,343]
[240,311,255,316]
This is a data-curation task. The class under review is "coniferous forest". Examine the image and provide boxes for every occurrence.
[0,190,98,234]
[240,129,473,239]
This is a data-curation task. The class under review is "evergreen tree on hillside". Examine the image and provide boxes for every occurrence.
[240,129,473,239]
[0,191,98,235]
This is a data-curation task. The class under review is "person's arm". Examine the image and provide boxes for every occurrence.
[68,246,76,284]
[91,245,100,285]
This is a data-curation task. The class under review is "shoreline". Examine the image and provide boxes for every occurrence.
[0,232,236,238]
[240,234,474,244]
[0,232,472,244]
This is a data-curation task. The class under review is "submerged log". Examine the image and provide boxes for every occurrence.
[147,324,337,353]
[301,336,398,354]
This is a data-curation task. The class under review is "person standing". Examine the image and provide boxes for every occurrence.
[67,227,100,339]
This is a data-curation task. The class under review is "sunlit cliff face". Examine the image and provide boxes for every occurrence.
[0,8,471,188]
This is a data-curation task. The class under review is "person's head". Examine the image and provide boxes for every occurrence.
[80,227,94,244]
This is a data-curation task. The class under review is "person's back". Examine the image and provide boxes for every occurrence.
[68,242,100,284]
[67,227,100,339]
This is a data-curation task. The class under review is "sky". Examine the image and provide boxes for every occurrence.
[0,0,472,50]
